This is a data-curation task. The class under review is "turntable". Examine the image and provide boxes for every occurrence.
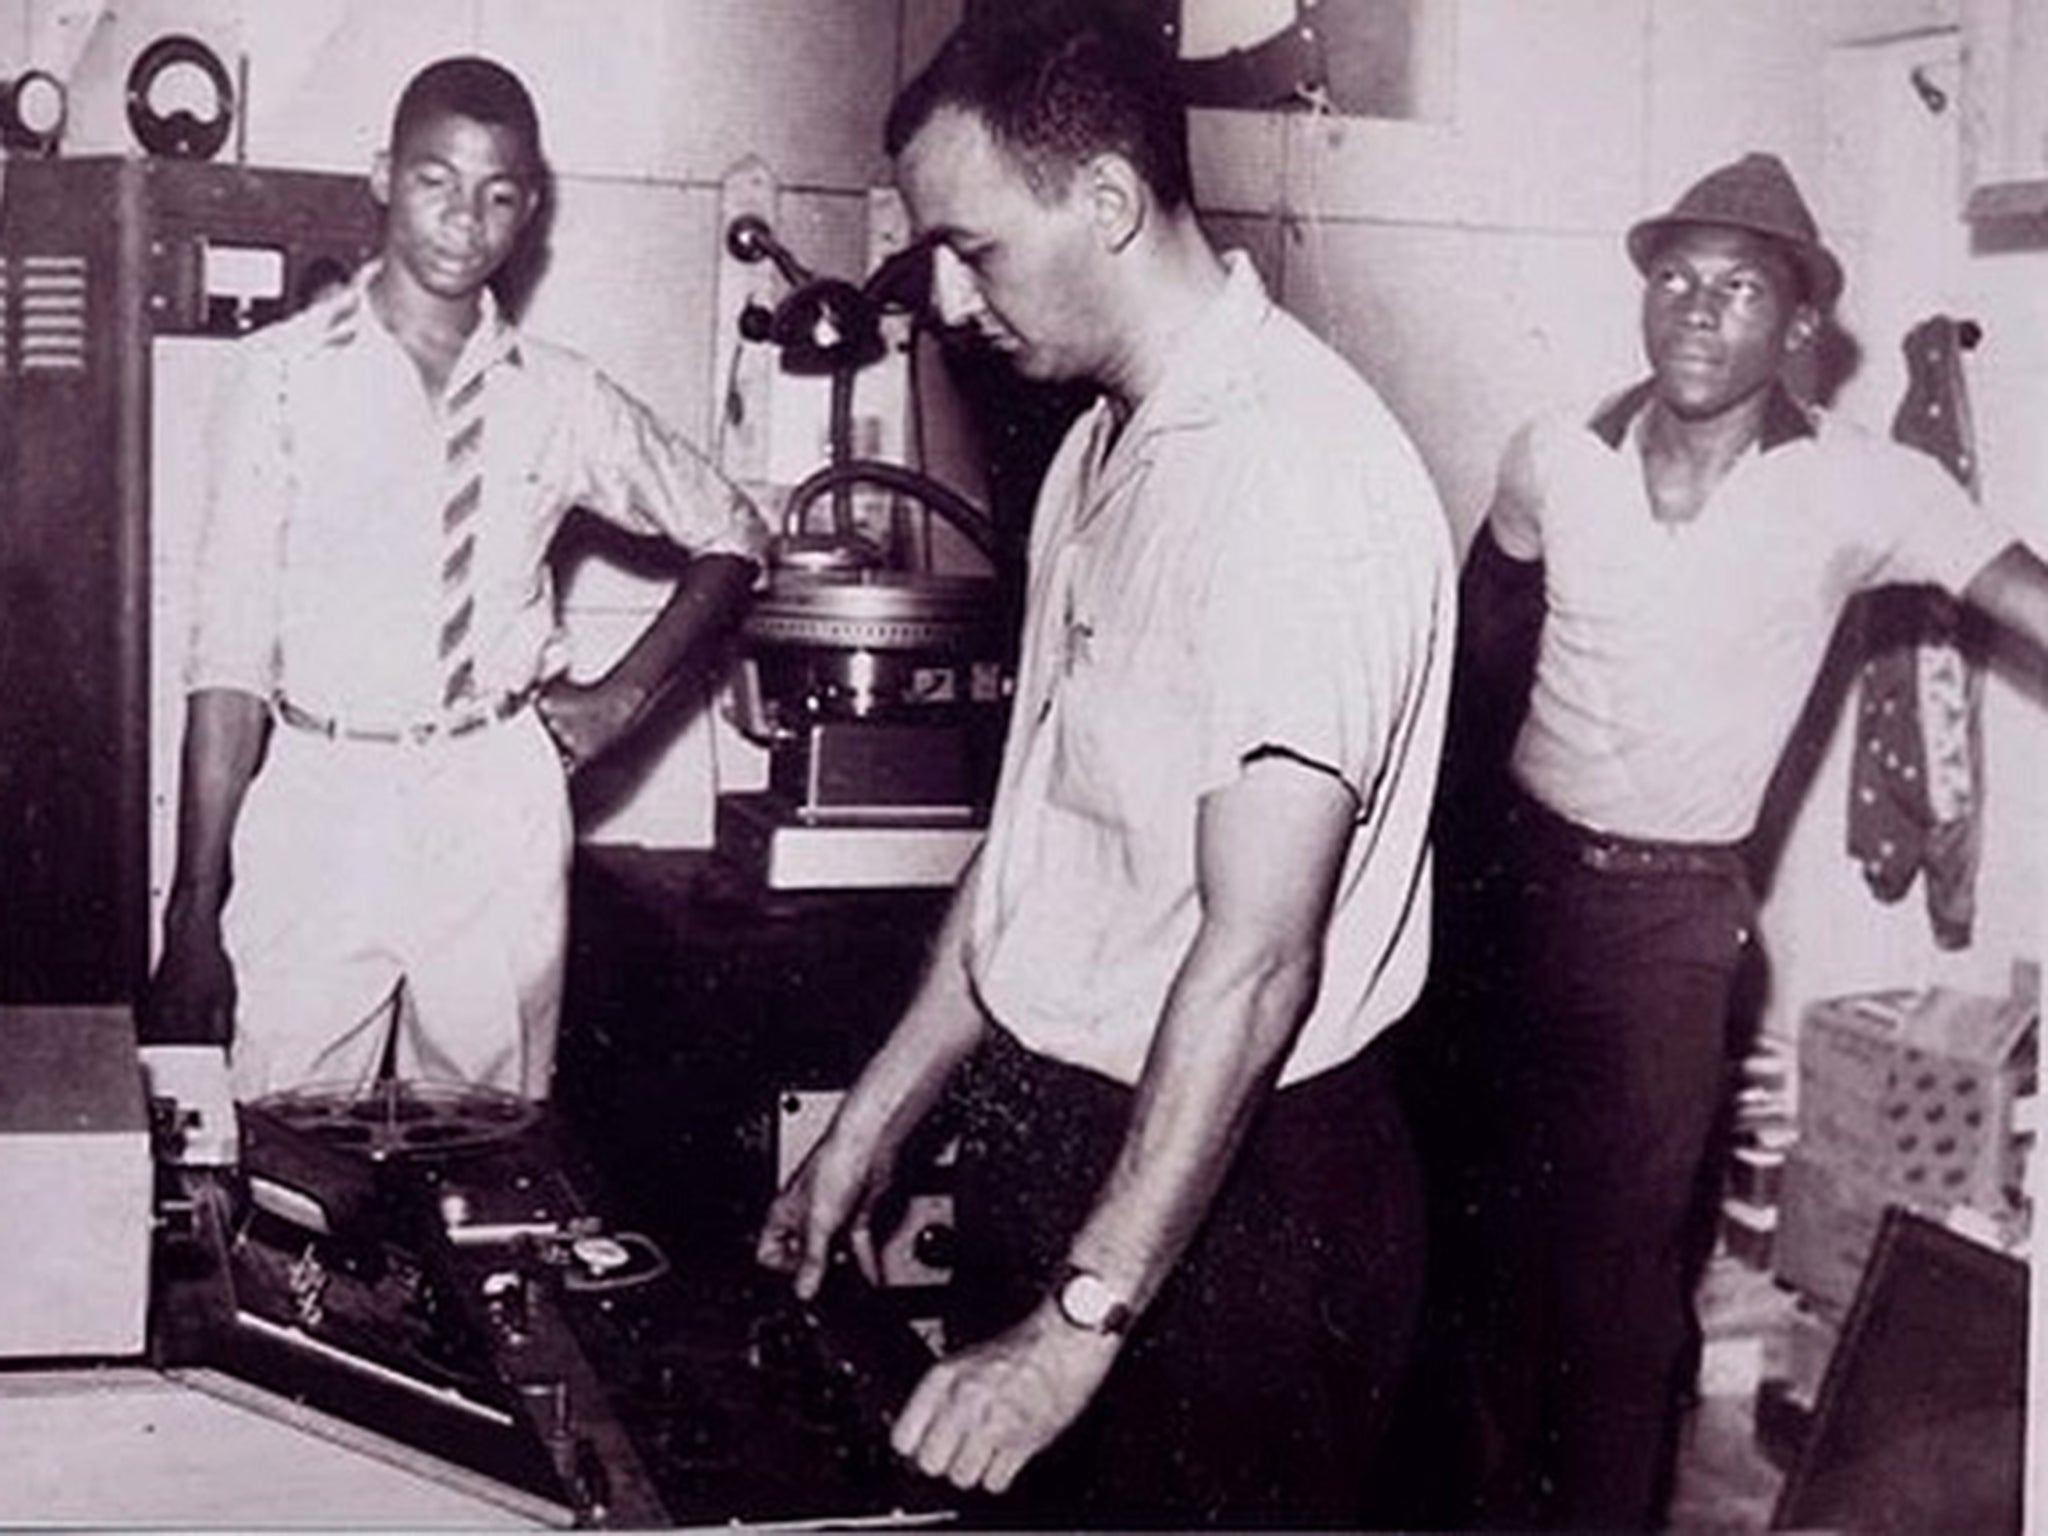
[151,1078,952,1528]
[716,216,1014,892]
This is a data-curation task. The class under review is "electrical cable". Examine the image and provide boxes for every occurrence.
[784,457,997,565]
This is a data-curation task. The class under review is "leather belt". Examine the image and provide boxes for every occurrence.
[275,688,535,745]
[1512,792,1748,880]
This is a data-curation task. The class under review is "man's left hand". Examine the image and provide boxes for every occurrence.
[891,1303,1120,1495]
[535,677,644,774]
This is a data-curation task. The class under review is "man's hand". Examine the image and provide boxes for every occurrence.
[891,1304,1121,1495]
[535,676,646,775]
[755,1130,898,1300]
[144,901,236,1047]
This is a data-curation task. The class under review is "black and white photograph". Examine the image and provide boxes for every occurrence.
[0,2,2037,1531]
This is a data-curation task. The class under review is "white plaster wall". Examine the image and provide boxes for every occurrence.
[1188,0,1838,543]
[6,0,901,184]
[1271,218,1639,539]
[1758,22,2048,1044]
[1192,0,1653,538]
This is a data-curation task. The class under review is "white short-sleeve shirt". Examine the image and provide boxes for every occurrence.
[965,254,1455,1088]
[1494,383,2012,843]
[187,263,768,721]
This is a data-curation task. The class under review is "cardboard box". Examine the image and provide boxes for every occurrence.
[0,1007,152,1357]
[1775,1150,1899,1316]
[1796,987,2034,1214]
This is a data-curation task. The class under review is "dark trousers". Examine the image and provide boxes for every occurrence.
[945,1023,1426,1530]
[1451,806,1756,1530]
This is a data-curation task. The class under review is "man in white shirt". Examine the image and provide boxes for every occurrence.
[1440,151,2048,1530]
[757,11,1454,1527]
[148,57,767,1102]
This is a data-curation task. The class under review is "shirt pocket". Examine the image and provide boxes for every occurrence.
[1047,627,1198,834]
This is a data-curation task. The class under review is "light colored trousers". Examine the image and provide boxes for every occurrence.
[223,709,571,1102]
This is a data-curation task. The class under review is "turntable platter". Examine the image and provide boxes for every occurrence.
[247,1079,541,1162]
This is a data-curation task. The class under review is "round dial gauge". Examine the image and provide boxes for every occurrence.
[10,71,67,145]
[126,34,234,160]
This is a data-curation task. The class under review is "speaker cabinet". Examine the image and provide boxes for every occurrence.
[1772,1206,2027,1533]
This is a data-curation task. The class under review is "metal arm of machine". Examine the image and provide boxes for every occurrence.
[725,212,813,287]
[783,458,997,568]
[725,215,993,572]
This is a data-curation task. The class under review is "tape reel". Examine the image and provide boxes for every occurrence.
[249,1077,541,1162]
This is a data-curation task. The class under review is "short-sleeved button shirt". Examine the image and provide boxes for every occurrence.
[187,262,768,722]
[1494,382,2011,843]
[965,254,1456,1089]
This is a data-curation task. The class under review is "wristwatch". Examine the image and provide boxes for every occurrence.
[1051,1264,1134,1336]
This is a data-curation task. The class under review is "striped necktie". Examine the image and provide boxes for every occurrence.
[439,369,486,710]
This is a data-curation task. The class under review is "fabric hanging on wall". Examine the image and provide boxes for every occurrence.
[1846,315,1984,950]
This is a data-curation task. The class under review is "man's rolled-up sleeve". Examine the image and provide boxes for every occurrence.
[186,346,289,700]
[567,367,772,567]
[1197,459,1444,817]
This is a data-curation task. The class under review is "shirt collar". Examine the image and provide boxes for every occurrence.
[324,259,526,379]
[1097,249,1274,449]
[1587,378,1816,453]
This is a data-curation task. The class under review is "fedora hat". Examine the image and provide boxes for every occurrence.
[1626,152,1843,311]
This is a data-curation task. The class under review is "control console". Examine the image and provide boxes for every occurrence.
[150,1080,950,1527]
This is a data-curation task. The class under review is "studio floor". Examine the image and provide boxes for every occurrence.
[1668,1253,1798,1534]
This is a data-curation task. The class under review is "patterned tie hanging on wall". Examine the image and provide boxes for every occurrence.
[1846,315,1985,949]
[439,369,486,710]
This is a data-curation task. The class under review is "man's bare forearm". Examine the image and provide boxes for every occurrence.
[168,688,271,917]
[148,688,270,1044]
[1059,920,1318,1315]
[1964,540,2048,667]
[831,855,990,1159]
[1056,762,1353,1319]
[597,552,757,720]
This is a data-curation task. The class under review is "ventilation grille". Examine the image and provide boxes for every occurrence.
[0,262,9,379]
[19,255,88,374]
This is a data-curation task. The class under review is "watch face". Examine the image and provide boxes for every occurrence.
[1058,1270,1130,1333]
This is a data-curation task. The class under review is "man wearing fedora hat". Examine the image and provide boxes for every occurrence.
[1423,150,2048,1528]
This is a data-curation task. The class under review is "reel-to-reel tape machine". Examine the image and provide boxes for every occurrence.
[150,1078,950,1528]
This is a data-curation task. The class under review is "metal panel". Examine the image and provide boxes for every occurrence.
[0,158,380,1005]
